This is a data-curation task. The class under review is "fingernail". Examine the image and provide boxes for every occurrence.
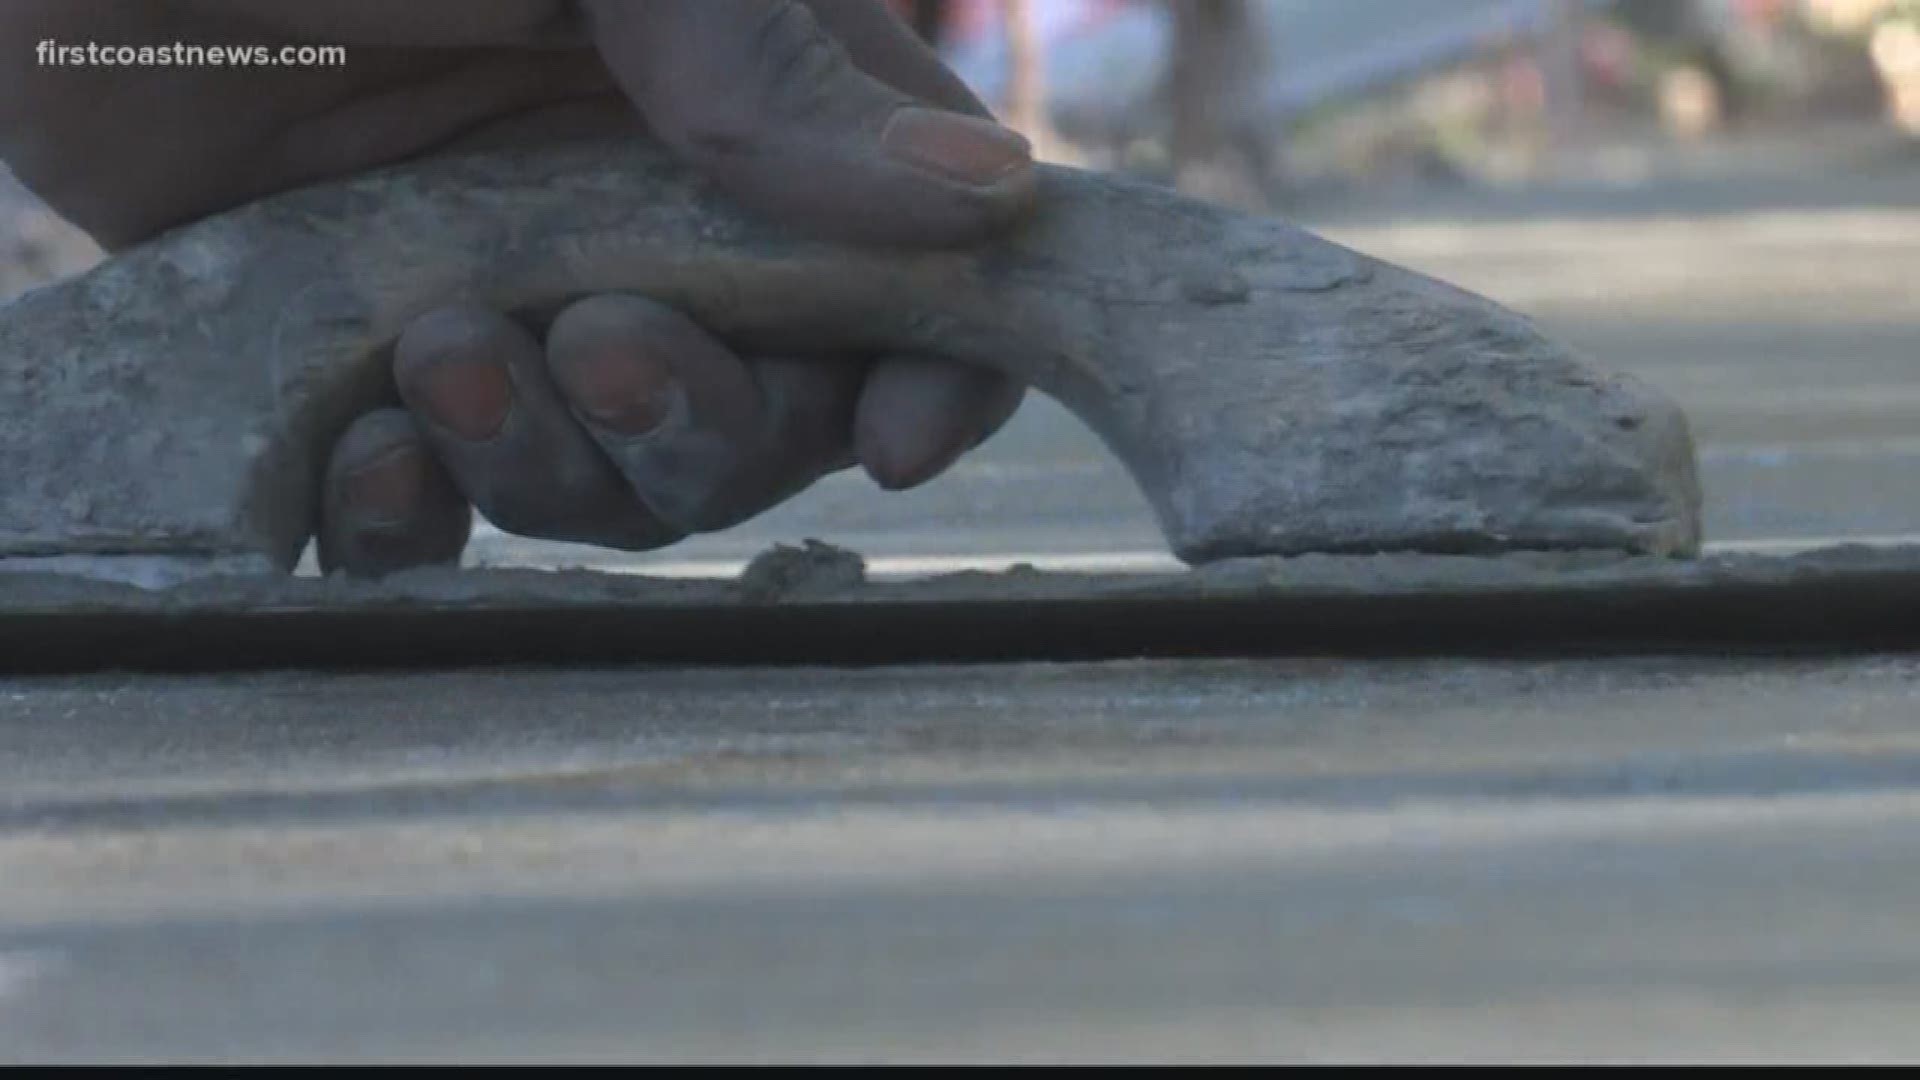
[415,359,513,441]
[340,444,428,526]
[567,349,677,436]
[882,108,1031,188]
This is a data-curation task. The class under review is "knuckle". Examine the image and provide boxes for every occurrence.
[747,1,848,116]
[669,1,849,154]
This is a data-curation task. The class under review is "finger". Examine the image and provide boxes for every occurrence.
[317,408,472,577]
[737,354,865,505]
[393,303,678,549]
[660,353,866,524]
[581,0,1037,246]
[544,294,859,533]
[803,0,1029,489]
[855,355,1024,490]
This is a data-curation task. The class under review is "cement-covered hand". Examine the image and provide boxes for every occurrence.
[0,0,1033,575]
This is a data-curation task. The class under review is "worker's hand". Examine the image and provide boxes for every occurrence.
[0,0,1034,574]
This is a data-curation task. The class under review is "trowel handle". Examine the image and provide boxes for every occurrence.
[0,141,1699,580]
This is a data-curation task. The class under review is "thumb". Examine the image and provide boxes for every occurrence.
[582,0,1037,247]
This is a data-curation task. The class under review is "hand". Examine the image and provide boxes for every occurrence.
[0,0,1035,574]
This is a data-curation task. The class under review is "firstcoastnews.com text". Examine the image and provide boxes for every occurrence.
[36,40,346,68]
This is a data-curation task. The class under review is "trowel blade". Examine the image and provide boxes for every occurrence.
[2,545,1917,672]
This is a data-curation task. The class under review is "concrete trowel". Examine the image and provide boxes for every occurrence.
[0,142,1911,670]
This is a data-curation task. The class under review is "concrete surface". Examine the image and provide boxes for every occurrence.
[8,655,1920,1061]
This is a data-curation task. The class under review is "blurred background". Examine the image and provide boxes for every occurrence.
[6,0,1920,575]
[909,0,1920,205]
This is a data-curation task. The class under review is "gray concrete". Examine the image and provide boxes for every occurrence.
[8,656,1920,1061]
